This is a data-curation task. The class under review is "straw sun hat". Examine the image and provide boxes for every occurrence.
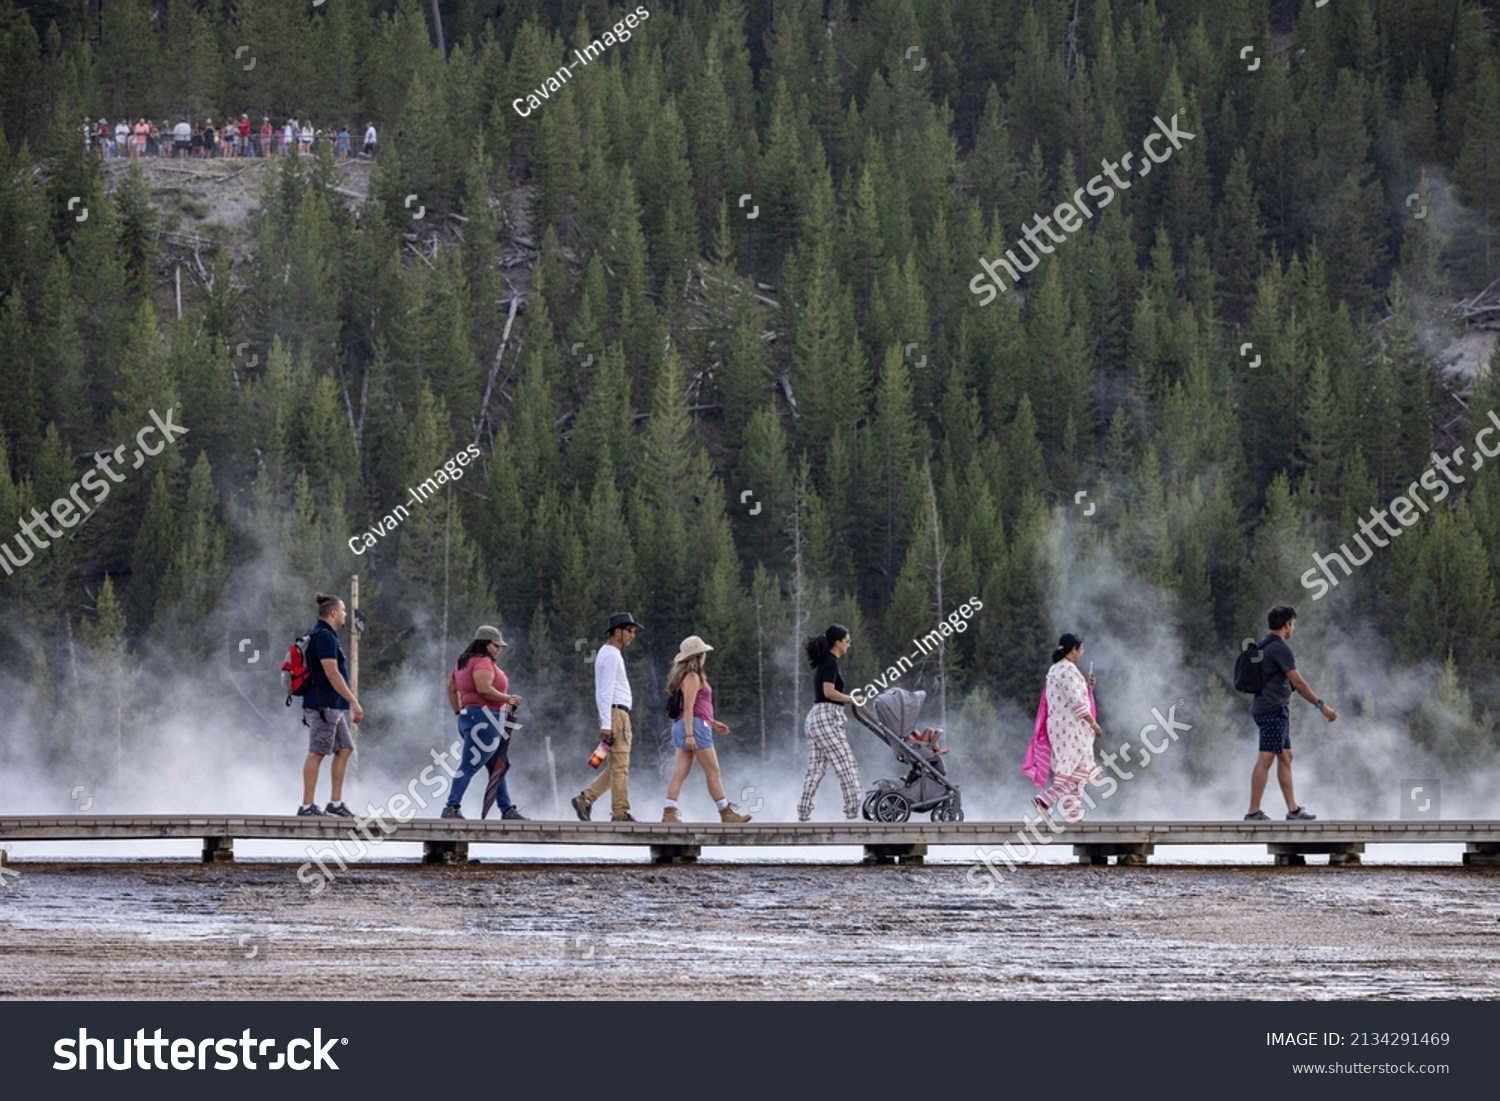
[672,636,714,665]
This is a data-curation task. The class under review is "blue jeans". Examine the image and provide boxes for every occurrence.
[447,707,511,809]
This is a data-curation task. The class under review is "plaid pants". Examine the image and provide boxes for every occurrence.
[799,703,862,819]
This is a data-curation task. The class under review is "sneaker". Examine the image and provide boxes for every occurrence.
[662,807,683,823]
[325,802,355,818]
[500,806,526,820]
[296,803,326,817]
[440,804,464,820]
[1243,810,1270,821]
[719,803,751,823]
[1285,806,1317,820]
[611,813,636,822]
[571,793,592,821]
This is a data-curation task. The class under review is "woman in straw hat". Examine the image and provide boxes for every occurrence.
[661,635,751,823]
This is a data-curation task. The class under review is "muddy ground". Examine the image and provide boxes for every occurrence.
[2,861,1497,1000]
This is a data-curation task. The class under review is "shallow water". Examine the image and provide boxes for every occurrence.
[2,860,1497,1000]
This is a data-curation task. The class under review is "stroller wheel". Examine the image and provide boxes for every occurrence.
[873,792,911,823]
[861,792,880,821]
[931,802,965,823]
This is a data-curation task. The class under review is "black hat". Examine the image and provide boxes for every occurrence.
[605,611,641,636]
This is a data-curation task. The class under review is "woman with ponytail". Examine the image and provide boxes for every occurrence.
[1029,633,1104,822]
[797,625,862,821]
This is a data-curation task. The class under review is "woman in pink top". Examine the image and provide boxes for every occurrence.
[661,635,750,823]
[442,625,526,820]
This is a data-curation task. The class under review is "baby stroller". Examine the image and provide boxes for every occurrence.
[851,687,964,822]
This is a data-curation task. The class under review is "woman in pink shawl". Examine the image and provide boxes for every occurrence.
[1023,633,1104,822]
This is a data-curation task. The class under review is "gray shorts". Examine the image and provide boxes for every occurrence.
[305,708,354,756]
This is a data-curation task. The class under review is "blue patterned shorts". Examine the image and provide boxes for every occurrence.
[1254,709,1291,753]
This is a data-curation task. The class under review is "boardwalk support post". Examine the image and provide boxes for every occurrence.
[202,835,234,863]
[863,843,927,865]
[651,844,701,864]
[423,840,469,864]
[1268,842,1363,866]
[1463,842,1500,866]
[1072,843,1154,866]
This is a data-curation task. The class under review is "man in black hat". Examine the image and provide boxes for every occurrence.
[572,612,640,821]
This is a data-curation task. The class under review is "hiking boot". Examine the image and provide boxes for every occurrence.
[662,806,683,823]
[296,803,326,817]
[1243,810,1270,821]
[1286,806,1317,820]
[440,804,464,820]
[500,806,526,820]
[611,813,636,822]
[571,793,592,821]
[325,802,355,818]
[719,803,751,823]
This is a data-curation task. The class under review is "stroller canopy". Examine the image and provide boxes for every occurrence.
[872,687,926,738]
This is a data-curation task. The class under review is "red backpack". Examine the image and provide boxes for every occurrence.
[281,633,316,706]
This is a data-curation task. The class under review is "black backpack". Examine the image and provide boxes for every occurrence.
[666,688,684,720]
[1234,636,1270,694]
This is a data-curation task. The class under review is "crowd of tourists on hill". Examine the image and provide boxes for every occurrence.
[87,116,377,160]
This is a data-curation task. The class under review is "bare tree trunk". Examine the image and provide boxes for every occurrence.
[790,471,807,734]
[429,0,447,55]
[475,296,520,447]
[349,574,360,697]
[756,598,767,762]
[925,462,948,731]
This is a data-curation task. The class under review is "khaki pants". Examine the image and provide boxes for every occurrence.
[583,708,632,817]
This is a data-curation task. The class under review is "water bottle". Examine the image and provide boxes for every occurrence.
[588,736,613,769]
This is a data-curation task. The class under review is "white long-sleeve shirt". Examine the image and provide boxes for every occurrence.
[594,642,632,728]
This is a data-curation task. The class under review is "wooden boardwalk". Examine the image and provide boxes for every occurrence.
[2,815,1500,865]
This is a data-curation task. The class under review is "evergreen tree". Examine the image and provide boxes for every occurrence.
[154,451,227,649]
[1452,54,1500,283]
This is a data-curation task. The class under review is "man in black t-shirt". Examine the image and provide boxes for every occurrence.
[1244,605,1337,822]
[297,593,364,817]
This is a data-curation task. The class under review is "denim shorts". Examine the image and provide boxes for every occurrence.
[671,716,714,751]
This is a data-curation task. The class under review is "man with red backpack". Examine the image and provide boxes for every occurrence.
[295,592,363,817]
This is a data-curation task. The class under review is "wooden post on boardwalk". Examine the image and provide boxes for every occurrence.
[349,574,360,696]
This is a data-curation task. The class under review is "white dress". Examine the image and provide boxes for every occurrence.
[1040,660,1101,819]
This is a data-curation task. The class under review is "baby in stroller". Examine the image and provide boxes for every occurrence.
[907,726,948,755]
[851,687,964,821]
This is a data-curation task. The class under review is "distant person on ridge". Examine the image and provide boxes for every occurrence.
[1243,605,1336,822]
